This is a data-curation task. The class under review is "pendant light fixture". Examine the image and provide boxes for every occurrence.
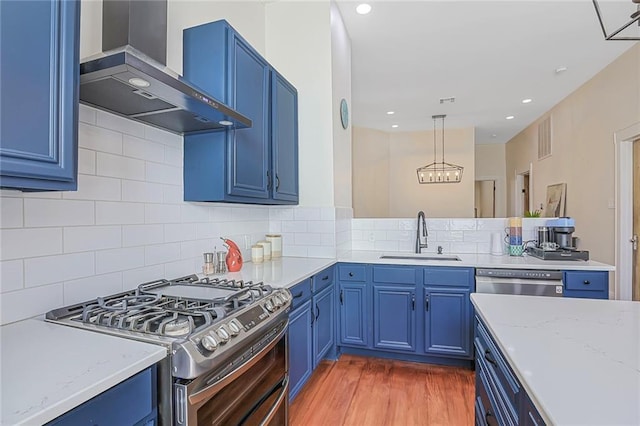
[416,114,464,184]
[592,0,640,40]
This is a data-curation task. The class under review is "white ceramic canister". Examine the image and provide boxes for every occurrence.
[265,234,282,258]
[251,245,264,263]
[257,240,272,261]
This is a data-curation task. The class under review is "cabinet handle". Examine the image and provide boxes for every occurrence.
[583,280,590,285]
[266,170,272,191]
[425,296,430,311]
[486,411,497,426]
[322,275,329,281]
[275,174,280,191]
[340,290,344,305]
[484,349,498,367]
[411,294,415,310]
[316,304,320,321]
[292,291,303,299]
[349,272,354,277]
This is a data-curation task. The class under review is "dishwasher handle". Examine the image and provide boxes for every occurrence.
[475,275,563,287]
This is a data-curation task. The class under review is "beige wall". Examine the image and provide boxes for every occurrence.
[506,44,640,264]
[330,3,353,209]
[475,143,507,217]
[352,127,390,217]
[352,127,475,218]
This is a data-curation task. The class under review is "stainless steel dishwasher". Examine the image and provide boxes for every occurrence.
[475,268,564,297]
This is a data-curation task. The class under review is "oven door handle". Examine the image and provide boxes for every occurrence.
[261,377,289,426]
[188,322,288,405]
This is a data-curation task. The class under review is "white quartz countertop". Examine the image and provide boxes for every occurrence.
[339,250,615,271]
[470,294,640,426]
[216,256,336,288]
[0,319,167,426]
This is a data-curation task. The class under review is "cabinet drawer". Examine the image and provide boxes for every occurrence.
[475,320,520,423]
[476,359,506,426]
[372,266,416,284]
[338,265,366,282]
[564,271,607,292]
[424,267,473,288]
[313,266,335,292]
[290,278,312,309]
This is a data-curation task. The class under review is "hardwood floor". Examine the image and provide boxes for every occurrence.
[290,355,475,426]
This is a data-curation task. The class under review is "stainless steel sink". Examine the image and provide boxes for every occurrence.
[379,255,461,261]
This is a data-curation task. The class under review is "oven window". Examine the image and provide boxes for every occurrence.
[195,334,287,425]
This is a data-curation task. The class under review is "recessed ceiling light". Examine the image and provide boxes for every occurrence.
[128,77,150,88]
[387,111,395,115]
[218,120,233,126]
[491,134,497,138]
[391,124,399,128]
[522,98,532,104]
[555,66,568,74]
[356,3,372,14]
[506,116,515,120]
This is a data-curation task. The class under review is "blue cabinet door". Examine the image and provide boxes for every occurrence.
[227,33,270,199]
[373,284,416,352]
[0,0,79,191]
[339,282,369,347]
[563,270,609,300]
[271,70,298,203]
[313,284,335,367]
[288,299,313,402]
[424,288,472,357]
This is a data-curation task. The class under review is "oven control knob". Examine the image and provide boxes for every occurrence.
[217,326,230,343]
[265,299,275,312]
[273,294,284,308]
[279,290,291,302]
[228,319,241,336]
[201,335,219,352]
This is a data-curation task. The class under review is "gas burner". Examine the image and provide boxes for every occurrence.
[97,294,160,311]
[161,315,193,336]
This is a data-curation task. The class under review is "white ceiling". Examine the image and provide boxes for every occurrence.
[336,0,639,144]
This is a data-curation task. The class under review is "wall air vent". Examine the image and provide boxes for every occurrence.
[439,97,456,104]
[538,116,552,160]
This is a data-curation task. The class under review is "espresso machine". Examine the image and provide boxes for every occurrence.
[527,217,590,261]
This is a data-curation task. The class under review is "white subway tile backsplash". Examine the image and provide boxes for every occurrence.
[436,230,464,242]
[321,233,336,246]
[79,122,123,154]
[0,197,23,228]
[426,219,450,231]
[144,125,182,147]
[123,135,165,163]
[78,148,96,175]
[122,224,164,247]
[307,246,335,258]
[63,272,123,305]
[451,242,478,254]
[0,260,23,293]
[165,259,198,279]
[196,223,219,239]
[0,228,63,260]
[374,240,398,251]
[269,221,282,233]
[63,174,122,201]
[122,265,165,289]
[64,226,122,253]
[164,223,197,243]
[24,199,94,227]
[306,220,334,234]
[269,208,294,221]
[477,218,507,231]
[283,245,308,257]
[97,152,145,181]
[463,230,491,243]
[295,233,322,246]
[96,110,146,137]
[25,252,95,287]
[294,208,321,221]
[450,219,477,231]
[374,219,398,231]
[78,104,97,125]
[282,221,307,233]
[163,185,183,204]
[146,162,182,185]
[181,205,210,223]
[96,201,145,225]
[122,180,164,203]
[145,243,181,266]
[96,247,145,274]
[1,283,63,324]
[164,146,182,167]
[145,203,181,224]
[320,207,335,221]
[352,240,374,251]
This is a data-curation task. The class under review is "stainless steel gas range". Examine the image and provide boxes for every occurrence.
[46,274,292,425]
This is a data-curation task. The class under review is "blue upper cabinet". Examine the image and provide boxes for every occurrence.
[0,0,80,191]
[183,20,298,204]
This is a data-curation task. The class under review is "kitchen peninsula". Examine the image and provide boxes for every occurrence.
[471,293,640,425]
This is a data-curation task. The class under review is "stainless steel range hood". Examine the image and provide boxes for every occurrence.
[79,0,251,135]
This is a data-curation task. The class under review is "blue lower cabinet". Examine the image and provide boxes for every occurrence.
[339,282,369,347]
[563,270,608,300]
[373,284,416,352]
[424,288,472,358]
[312,284,335,367]
[47,366,157,425]
[288,299,313,401]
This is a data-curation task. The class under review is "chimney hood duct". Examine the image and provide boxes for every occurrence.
[79,0,251,135]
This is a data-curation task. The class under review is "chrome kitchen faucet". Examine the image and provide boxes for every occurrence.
[415,211,428,253]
